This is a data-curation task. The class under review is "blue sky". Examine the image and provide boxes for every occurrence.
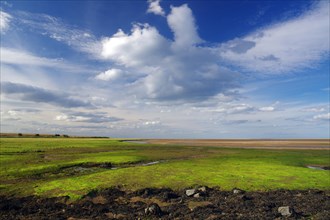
[1,0,329,138]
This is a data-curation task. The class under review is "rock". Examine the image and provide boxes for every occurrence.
[198,186,207,192]
[193,193,200,198]
[233,188,245,194]
[145,203,162,216]
[105,212,115,218]
[278,206,293,217]
[186,189,197,197]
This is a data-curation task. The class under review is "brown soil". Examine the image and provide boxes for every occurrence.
[1,187,329,219]
[145,139,330,150]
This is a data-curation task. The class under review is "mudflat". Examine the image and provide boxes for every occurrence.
[145,139,330,149]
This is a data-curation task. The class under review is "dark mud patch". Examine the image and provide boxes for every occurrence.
[1,187,329,219]
[120,140,148,144]
[39,160,164,178]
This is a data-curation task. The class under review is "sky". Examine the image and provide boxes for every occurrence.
[0,0,329,138]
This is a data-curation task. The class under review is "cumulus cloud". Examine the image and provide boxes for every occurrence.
[1,82,92,108]
[167,4,202,48]
[219,1,330,73]
[100,4,239,102]
[101,24,170,67]
[147,0,165,16]
[0,10,11,33]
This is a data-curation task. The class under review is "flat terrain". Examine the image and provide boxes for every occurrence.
[145,139,330,149]
[1,137,329,199]
[0,137,329,218]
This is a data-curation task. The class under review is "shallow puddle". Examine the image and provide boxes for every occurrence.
[42,160,164,178]
[306,165,329,170]
[142,161,160,166]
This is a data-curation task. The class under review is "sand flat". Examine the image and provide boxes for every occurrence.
[145,139,330,150]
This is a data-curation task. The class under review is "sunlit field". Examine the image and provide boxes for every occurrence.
[1,137,329,200]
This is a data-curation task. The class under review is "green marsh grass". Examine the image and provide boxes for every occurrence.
[0,138,329,200]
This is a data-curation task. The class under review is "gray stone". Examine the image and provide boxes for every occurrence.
[198,186,207,192]
[145,203,162,216]
[186,189,197,197]
[193,193,200,198]
[278,206,292,217]
[233,188,245,194]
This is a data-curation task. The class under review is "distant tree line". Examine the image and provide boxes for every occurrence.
[17,133,70,137]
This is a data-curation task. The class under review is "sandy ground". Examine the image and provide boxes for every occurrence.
[144,139,330,150]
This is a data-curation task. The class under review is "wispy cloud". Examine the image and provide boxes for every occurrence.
[1,47,87,72]
[95,68,124,81]
[55,111,122,123]
[259,106,275,112]
[15,11,101,56]
[313,113,330,121]
[219,1,329,73]
[1,82,92,108]
[0,10,11,33]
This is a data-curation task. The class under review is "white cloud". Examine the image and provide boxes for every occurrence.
[147,0,165,16]
[229,104,254,114]
[55,114,69,121]
[0,10,11,33]
[144,120,161,126]
[167,4,202,48]
[196,103,254,114]
[219,1,330,73]
[7,110,18,117]
[100,5,238,102]
[1,47,61,66]
[101,24,169,67]
[95,69,123,81]
[259,106,275,112]
[55,114,88,122]
[313,113,330,120]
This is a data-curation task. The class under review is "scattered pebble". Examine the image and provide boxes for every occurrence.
[278,206,293,217]
[186,189,197,197]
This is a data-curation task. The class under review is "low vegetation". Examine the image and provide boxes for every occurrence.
[0,138,329,200]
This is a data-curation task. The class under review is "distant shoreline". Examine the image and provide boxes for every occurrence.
[0,133,109,138]
[1,133,328,150]
[144,139,330,150]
